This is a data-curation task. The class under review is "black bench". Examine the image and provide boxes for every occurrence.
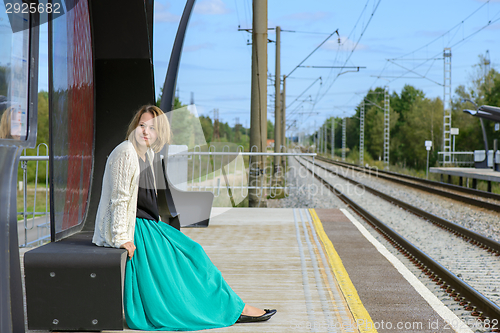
[24,232,127,331]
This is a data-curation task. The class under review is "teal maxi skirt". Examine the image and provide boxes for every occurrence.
[124,218,245,331]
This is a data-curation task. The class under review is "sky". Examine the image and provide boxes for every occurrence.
[37,0,500,135]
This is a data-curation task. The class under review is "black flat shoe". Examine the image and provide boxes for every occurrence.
[236,309,277,323]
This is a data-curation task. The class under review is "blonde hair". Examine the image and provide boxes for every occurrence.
[126,105,171,153]
[0,107,14,139]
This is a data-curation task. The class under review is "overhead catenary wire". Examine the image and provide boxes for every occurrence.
[287,77,322,109]
[315,0,382,106]
[376,14,500,87]
[392,0,491,60]
[372,4,500,89]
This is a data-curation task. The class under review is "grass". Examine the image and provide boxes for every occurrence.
[17,183,50,221]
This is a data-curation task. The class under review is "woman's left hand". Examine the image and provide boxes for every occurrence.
[120,241,136,259]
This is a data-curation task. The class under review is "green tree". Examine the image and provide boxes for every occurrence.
[396,96,442,169]
[267,120,274,140]
[0,65,8,96]
[392,85,425,130]
[485,73,500,107]
[199,115,213,143]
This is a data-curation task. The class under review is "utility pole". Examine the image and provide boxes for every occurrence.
[319,125,322,154]
[360,101,365,166]
[383,86,390,170]
[331,118,334,159]
[281,74,286,155]
[313,120,316,150]
[442,48,452,165]
[324,124,327,155]
[235,117,241,142]
[249,0,267,207]
[274,26,281,173]
[342,117,346,161]
[213,108,220,140]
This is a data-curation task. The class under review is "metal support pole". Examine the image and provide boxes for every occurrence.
[324,124,327,155]
[452,133,456,163]
[319,125,322,155]
[274,26,281,173]
[282,76,286,152]
[342,117,346,161]
[426,150,430,179]
[443,48,452,164]
[249,0,268,207]
[360,101,365,166]
[383,86,390,170]
[494,139,498,171]
[331,118,334,159]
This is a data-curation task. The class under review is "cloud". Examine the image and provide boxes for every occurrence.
[283,11,331,21]
[154,2,180,23]
[194,0,231,15]
[322,36,368,52]
[486,23,500,30]
[184,43,215,52]
[415,30,447,38]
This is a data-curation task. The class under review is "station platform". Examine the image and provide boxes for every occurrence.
[22,208,471,333]
[430,166,500,183]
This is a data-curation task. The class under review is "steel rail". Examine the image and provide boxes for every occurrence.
[295,157,500,322]
[313,155,500,212]
[319,155,500,200]
[302,157,500,254]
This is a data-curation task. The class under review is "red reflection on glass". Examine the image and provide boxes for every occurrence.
[61,0,94,230]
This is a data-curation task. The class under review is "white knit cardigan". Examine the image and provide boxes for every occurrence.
[92,140,155,248]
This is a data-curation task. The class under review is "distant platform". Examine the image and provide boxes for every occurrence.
[430,167,500,182]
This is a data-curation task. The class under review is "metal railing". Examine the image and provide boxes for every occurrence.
[438,151,474,166]
[18,143,50,247]
[168,145,316,205]
[16,144,317,246]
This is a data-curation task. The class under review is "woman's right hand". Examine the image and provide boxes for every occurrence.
[120,241,136,259]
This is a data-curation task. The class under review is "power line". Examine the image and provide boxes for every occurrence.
[286,29,339,77]
[392,0,491,60]
[287,77,322,109]
[372,6,500,89]
[381,14,500,86]
[316,0,382,104]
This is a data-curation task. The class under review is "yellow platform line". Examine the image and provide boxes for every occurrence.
[309,209,377,333]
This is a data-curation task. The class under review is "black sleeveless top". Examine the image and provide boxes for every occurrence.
[136,154,160,222]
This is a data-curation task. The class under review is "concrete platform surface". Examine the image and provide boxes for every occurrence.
[430,166,500,182]
[22,208,357,333]
[20,207,471,333]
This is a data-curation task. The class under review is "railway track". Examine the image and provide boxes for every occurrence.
[312,155,500,212]
[295,156,500,329]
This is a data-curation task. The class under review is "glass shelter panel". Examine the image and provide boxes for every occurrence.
[50,0,94,237]
[0,5,29,141]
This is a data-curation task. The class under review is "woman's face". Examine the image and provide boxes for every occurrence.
[135,112,157,150]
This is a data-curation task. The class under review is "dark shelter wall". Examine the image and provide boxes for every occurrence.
[49,0,155,239]
[84,0,156,232]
